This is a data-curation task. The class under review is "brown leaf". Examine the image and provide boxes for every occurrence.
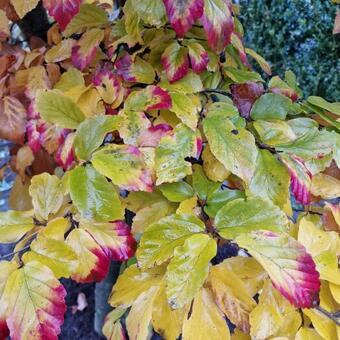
[9,176,33,210]
[231,82,264,119]
[14,145,34,178]
[47,23,62,45]
[0,96,26,144]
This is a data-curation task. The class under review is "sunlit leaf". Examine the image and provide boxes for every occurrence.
[11,0,39,19]
[310,173,340,200]
[132,0,166,27]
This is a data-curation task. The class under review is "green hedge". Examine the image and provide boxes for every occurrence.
[239,0,339,101]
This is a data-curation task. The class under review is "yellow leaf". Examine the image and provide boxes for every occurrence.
[152,284,184,340]
[202,145,230,182]
[0,210,34,243]
[231,329,251,340]
[311,173,340,199]
[222,257,266,297]
[40,217,70,240]
[295,327,324,340]
[126,286,158,340]
[303,282,339,340]
[2,261,66,339]
[298,217,340,284]
[103,308,126,340]
[10,0,39,18]
[45,39,74,63]
[250,280,301,339]
[0,9,9,41]
[182,288,230,340]
[329,283,340,304]
[176,196,198,215]
[207,261,256,332]
[109,264,165,308]
[29,173,64,221]
[22,234,78,278]
[77,87,105,117]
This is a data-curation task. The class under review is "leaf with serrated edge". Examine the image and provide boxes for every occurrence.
[236,231,320,308]
[2,261,66,340]
[215,198,287,239]
[137,214,205,268]
[166,234,216,309]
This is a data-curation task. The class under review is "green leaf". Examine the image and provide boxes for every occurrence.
[155,124,197,185]
[165,234,216,309]
[215,198,287,239]
[64,3,108,36]
[92,144,153,192]
[131,0,166,27]
[74,115,120,160]
[248,150,290,209]
[235,231,320,308]
[0,210,34,243]
[54,67,84,92]
[276,129,335,160]
[158,182,194,202]
[169,92,200,130]
[204,189,245,218]
[36,90,85,129]
[224,67,263,83]
[307,96,340,116]
[250,93,292,120]
[203,107,258,184]
[159,71,203,94]
[22,235,78,278]
[192,164,220,201]
[137,214,205,268]
[70,165,124,222]
[29,173,64,221]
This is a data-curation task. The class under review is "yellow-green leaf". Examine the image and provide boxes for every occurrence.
[166,234,216,309]
[36,90,85,129]
[11,0,39,18]
[0,210,34,243]
[29,173,64,221]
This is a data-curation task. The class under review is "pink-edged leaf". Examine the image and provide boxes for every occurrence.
[72,28,104,71]
[55,130,75,170]
[269,76,299,102]
[93,65,125,106]
[3,261,67,340]
[80,220,136,261]
[26,119,47,154]
[161,41,189,83]
[115,54,155,84]
[230,82,264,119]
[236,231,320,309]
[43,0,81,31]
[0,319,9,340]
[67,228,110,283]
[187,41,209,73]
[281,154,312,205]
[195,135,203,159]
[138,124,172,147]
[163,0,204,38]
[231,32,248,65]
[201,0,234,53]
[146,86,172,111]
[92,144,154,192]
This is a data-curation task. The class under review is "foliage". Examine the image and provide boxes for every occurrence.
[0,0,339,339]
[239,0,340,102]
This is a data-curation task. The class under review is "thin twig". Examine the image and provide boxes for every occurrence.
[315,306,340,326]
[0,245,31,260]
[200,89,231,97]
